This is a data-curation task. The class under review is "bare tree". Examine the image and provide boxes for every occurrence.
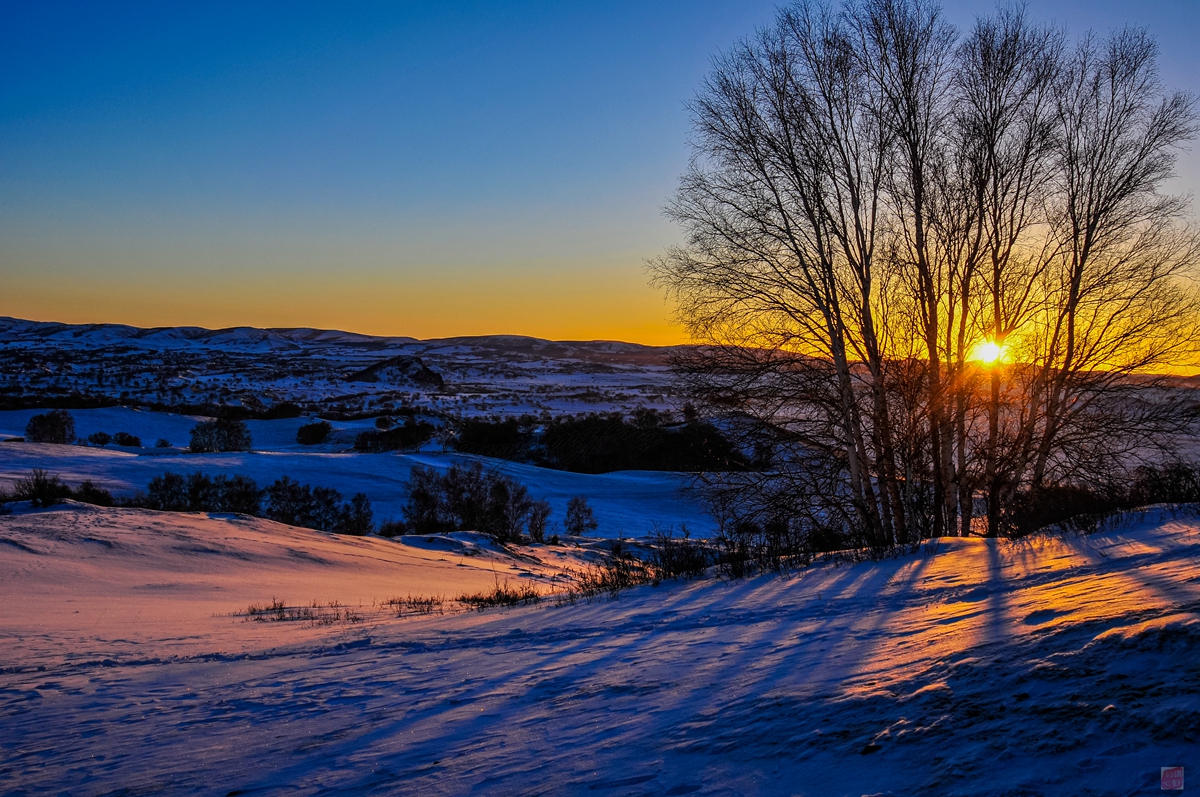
[652,0,1198,550]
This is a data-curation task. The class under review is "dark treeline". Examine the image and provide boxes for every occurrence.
[354,419,436,452]
[455,408,749,474]
[0,390,120,412]
[0,468,374,536]
[710,462,1200,576]
[139,471,374,535]
[0,393,307,419]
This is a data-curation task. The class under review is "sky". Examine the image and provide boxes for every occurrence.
[2,0,1197,344]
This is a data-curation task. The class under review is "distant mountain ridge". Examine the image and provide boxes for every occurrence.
[0,316,672,360]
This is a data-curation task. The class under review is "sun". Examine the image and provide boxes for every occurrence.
[970,339,1007,365]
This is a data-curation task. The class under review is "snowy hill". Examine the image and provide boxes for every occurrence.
[0,316,680,419]
[345,354,445,389]
[1,503,1197,795]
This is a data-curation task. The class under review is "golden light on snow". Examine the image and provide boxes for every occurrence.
[970,339,1007,366]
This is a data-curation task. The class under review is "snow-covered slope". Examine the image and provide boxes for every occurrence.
[2,504,1197,795]
[0,438,709,537]
[0,316,682,419]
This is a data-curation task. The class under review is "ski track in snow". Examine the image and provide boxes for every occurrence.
[2,504,1198,796]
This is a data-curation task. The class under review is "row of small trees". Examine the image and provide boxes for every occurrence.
[143,471,374,535]
[454,409,750,473]
[400,462,598,544]
[2,463,600,546]
[21,409,252,453]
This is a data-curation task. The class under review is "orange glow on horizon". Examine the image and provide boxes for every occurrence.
[0,265,688,346]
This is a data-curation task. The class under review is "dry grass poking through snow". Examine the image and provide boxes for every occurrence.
[457,580,543,610]
[241,597,366,626]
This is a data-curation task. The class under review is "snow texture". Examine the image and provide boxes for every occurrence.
[2,503,1197,796]
[0,421,709,538]
[0,316,682,419]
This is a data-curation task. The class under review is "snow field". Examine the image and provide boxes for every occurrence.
[2,504,1197,795]
[0,408,710,537]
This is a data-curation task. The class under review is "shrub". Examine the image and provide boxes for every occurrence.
[310,486,344,531]
[564,495,598,536]
[74,480,114,507]
[449,411,747,473]
[457,580,542,610]
[262,402,302,420]
[1129,462,1200,505]
[132,470,365,531]
[155,438,171,448]
[264,477,371,533]
[377,519,406,537]
[564,542,653,601]
[12,469,73,507]
[712,515,815,578]
[88,431,112,446]
[401,462,544,544]
[189,418,252,452]
[187,472,222,511]
[146,472,189,511]
[540,412,747,473]
[112,431,142,447]
[338,493,374,535]
[528,500,552,543]
[25,410,75,444]
[219,474,263,515]
[296,420,332,445]
[265,476,317,527]
[647,525,710,581]
[402,465,445,533]
[354,420,435,452]
[143,472,263,514]
[375,416,393,430]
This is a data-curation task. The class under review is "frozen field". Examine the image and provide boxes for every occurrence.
[2,502,1198,795]
[0,407,710,537]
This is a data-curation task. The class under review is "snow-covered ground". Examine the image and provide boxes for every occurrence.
[0,439,709,538]
[0,316,682,419]
[3,502,1197,795]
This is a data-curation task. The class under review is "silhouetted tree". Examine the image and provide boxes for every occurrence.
[218,474,263,515]
[401,462,542,544]
[565,495,598,536]
[73,480,114,507]
[189,418,252,452]
[112,432,141,447]
[337,493,374,535]
[296,420,332,445]
[528,499,552,543]
[147,472,189,511]
[12,469,72,507]
[651,0,1199,544]
[25,410,75,444]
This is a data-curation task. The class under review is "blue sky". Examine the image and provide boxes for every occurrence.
[2,0,1197,341]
